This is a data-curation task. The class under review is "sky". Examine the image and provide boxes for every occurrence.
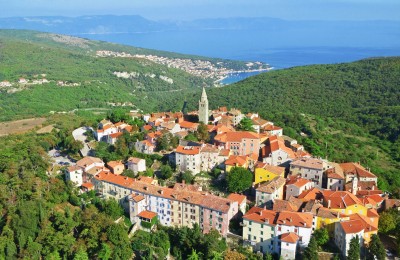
[1,0,400,21]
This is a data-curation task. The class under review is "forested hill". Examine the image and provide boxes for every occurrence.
[0,30,266,121]
[210,57,400,141]
[162,57,400,191]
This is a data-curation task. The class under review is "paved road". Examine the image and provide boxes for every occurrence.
[72,127,93,157]
[48,149,76,167]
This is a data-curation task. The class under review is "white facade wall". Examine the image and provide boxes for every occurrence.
[263,150,292,166]
[176,152,201,174]
[334,223,364,257]
[243,219,276,254]
[327,178,344,191]
[285,182,314,200]
[275,225,312,249]
[200,151,219,172]
[128,159,146,173]
[280,241,297,260]
[256,189,282,208]
[66,169,83,186]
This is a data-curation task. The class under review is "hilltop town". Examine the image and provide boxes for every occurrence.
[62,87,396,259]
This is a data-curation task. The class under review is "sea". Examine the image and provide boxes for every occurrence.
[77,28,400,85]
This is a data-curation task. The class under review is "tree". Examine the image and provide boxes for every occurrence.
[226,167,253,193]
[347,236,360,260]
[159,164,173,180]
[303,236,318,260]
[121,169,135,178]
[313,228,329,247]
[187,249,199,260]
[107,108,129,123]
[196,122,210,142]
[224,250,246,260]
[368,234,385,260]
[179,171,194,184]
[378,210,397,234]
[102,199,124,220]
[98,243,112,260]
[237,118,255,132]
[73,247,89,260]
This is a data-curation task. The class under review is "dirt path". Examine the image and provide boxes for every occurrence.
[0,118,46,136]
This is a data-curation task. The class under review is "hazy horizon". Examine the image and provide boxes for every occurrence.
[2,0,400,21]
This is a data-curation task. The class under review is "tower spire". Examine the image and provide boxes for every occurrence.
[198,87,209,124]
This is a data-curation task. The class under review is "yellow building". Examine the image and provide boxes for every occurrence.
[315,207,350,234]
[254,162,285,185]
[225,155,255,173]
[322,190,368,216]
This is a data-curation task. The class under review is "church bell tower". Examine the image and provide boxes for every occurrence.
[198,87,209,124]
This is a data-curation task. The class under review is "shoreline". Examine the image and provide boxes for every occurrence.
[214,68,273,84]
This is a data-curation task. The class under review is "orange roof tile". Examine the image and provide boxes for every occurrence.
[128,157,145,164]
[179,121,199,129]
[227,193,247,204]
[286,176,312,188]
[76,156,104,168]
[107,160,124,168]
[109,132,123,139]
[256,176,286,194]
[281,232,300,243]
[138,210,157,219]
[276,211,313,228]
[176,145,201,155]
[131,194,145,202]
[298,188,323,201]
[81,182,94,189]
[225,155,248,167]
[340,219,365,234]
[340,162,377,179]
[255,162,285,175]
[243,207,278,224]
[323,190,363,209]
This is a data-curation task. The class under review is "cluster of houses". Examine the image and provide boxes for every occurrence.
[63,87,395,259]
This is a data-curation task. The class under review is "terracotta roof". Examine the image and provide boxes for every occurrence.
[302,200,323,215]
[131,194,145,202]
[109,132,123,139]
[263,125,282,131]
[67,165,82,172]
[179,121,199,129]
[138,210,157,219]
[317,207,347,219]
[273,197,304,212]
[298,188,323,201]
[137,176,155,184]
[227,193,247,204]
[384,199,400,209]
[340,162,377,179]
[255,162,285,175]
[325,163,345,179]
[219,149,231,156]
[367,209,379,218]
[128,157,145,164]
[276,211,313,228]
[95,171,137,187]
[261,136,295,159]
[322,190,363,209]
[225,155,249,167]
[350,213,379,230]
[340,219,365,234]
[200,144,220,153]
[76,156,104,168]
[81,182,94,189]
[281,232,300,243]
[286,176,312,188]
[143,125,152,131]
[107,160,124,168]
[176,145,201,155]
[243,207,278,225]
[215,131,260,143]
[291,157,325,170]
[256,176,286,194]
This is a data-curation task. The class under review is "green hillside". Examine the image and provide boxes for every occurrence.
[170,57,400,191]
[0,30,265,121]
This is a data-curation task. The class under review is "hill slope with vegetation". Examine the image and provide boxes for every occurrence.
[165,57,400,191]
[0,30,264,121]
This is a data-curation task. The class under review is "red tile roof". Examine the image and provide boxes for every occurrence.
[243,207,278,224]
[276,211,313,228]
[143,125,152,131]
[256,176,286,194]
[109,132,123,139]
[286,176,312,188]
[340,219,365,234]
[127,157,145,164]
[298,188,323,201]
[227,193,247,204]
[179,121,199,129]
[322,190,363,209]
[281,232,300,243]
[138,210,157,219]
[107,160,124,168]
[215,131,260,143]
[225,155,249,167]
[255,162,285,175]
[340,162,377,179]
[291,157,325,170]
[81,182,94,189]
[131,194,145,202]
[176,145,201,155]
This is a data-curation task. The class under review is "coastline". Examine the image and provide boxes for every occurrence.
[214,67,273,84]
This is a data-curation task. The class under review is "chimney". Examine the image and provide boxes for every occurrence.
[327,200,331,208]
[372,186,375,190]
[290,217,292,223]
[303,222,306,227]
[337,212,340,218]
[144,186,148,191]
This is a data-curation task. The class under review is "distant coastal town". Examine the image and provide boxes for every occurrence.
[96,50,271,83]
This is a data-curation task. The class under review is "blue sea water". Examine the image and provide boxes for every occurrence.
[77,28,400,84]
